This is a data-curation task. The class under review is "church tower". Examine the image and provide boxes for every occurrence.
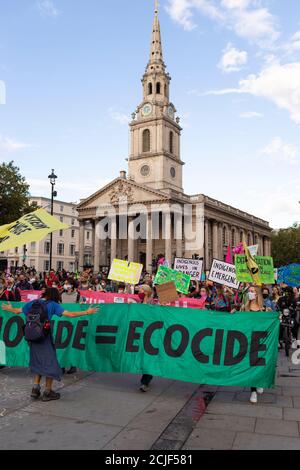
[128,2,184,194]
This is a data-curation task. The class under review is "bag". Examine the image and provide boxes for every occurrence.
[23,300,51,343]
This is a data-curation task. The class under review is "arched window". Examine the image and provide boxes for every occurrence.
[143,129,151,153]
[231,229,235,247]
[169,131,174,154]
[156,82,161,94]
[148,83,153,95]
[223,226,227,245]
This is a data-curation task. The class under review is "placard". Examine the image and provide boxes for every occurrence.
[154,266,191,294]
[235,255,275,284]
[208,259,240,289]
[108,259,143,285]
[156,282,179,304]
[174,258,203,281]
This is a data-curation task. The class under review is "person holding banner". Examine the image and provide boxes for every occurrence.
[139,284,155,392]
[2,288,99,402]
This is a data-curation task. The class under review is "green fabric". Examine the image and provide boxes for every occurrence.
[154,266,191,294]
[0,303,279,388]
[235,255,275,284]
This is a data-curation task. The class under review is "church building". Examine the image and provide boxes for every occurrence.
[77,5,272,273]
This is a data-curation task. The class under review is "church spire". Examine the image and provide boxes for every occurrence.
[147,0,165,73]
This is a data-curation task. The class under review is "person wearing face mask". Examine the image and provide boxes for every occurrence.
[262,287,276,311]
[242,286,271,404]
[198,286,212,310]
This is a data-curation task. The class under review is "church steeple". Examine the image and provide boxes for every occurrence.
[146,1,165,74]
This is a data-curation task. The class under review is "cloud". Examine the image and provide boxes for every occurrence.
[37,0,60,18]
[240,111,263,118]
[166,0,280,45]
[260,137,299,165]
[0,136,30,152]
[204,62,300,124]
[108,108,130,125]
[218,43,248,73]
[283,31,300,55]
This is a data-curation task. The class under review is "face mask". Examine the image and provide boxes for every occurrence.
[138,292,145,301]
[248,292,257,301]
[200,292,207,298]
[64,285,71,291]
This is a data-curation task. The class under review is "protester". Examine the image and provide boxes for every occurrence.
[15,274,33,291]
[139,284,155,392]
[2,288,99,401]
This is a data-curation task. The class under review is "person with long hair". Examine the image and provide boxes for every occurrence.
[2,288,99,402]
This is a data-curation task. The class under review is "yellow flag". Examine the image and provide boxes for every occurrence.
[0,208,69,252]
[243,242,262,286]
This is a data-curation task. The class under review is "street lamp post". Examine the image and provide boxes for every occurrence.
[48,170,57,270]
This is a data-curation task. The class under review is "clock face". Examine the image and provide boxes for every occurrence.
[142,103,152,117]
[170,167,176,178]
[141,165,150,177]
[168,106,174,119]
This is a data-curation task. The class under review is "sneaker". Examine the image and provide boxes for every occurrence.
[30,387,41,399]
[139,384,149,393]
[67,367,77,375]
[41,390,61,402]
[257,388,264,395]
[250,391,257,404]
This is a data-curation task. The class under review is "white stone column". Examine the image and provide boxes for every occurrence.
[205,219,210,270]
[79,221,85,270]
[146,213,153,274]
[93,220,100,272]
[111,217,117,262]
[212,221,219,260]
[128,217,135,262]
[175,213,183,258]
[164,211,172,266]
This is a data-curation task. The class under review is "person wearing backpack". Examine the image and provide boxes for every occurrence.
[2,287,99,402]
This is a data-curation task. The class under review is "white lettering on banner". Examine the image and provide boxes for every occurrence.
[0,341,6,365]
[208,259,240,289]
[174,258,203,281]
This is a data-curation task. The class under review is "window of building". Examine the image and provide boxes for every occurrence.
[86,231,90,240]
[148,83,152,95]
[223,227,227,245]
[240,231,243,242]
[156,82,161,94]
[231,229,235,247]
[57,261,64,271]
[142,129,151,153]
[71,218,75,226]
[84,254,92,266]
[60,216,63,223]
[30,242,36,252]
[59,230,63,237]
[57,243,64,255]
[44,241,50,254]
[169,131,174,154]
[60,205,64,212]
[15,247,18,254]
[71,229,75,238]
[44,260,50,271]
[69,262,75,272]
[70,244,75,256]
[248,233,251,246]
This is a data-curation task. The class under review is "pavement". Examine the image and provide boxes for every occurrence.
[1,350,300,450]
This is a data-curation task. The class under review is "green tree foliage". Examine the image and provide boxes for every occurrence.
[0,161,34,225]
[271,224,300,267]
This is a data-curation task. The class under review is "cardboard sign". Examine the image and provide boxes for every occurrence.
[208,259,240,290]
[154,266,191,294]
[174,258,203,281]
[235,256,275,284]
[156,282,179,304]
[108,259,143,285]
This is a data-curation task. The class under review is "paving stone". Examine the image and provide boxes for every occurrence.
[276,377,300,387]
[206,402,283,420]
[234,392,292,408]
[292,397,300,408]
[195,414,255,432]
[103,427,159,450]
[282,387,300,397]
[255,418,299,437]
[0,411,121,450]
[284,408,300,422]
[211,392,236,403]
[233,432,300,450]
[151,439,183,450]
[183,428,236,450]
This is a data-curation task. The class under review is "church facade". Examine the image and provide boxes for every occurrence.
[77,7,272,273]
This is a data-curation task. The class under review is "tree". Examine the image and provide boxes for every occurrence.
[0,161,34,225]
[271,224,300,267]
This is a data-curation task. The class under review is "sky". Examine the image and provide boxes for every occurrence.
[0,0,300,229]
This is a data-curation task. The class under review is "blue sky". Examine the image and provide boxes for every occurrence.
[0,0,300,229]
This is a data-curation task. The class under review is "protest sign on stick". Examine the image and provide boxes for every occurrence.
[174,258,203,281]
[208,259,240,289]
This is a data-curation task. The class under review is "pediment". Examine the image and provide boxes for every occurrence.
[77,178,169,211]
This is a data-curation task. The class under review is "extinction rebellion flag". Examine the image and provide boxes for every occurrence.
[0,303,279,388]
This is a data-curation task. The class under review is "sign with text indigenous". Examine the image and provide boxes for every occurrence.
[0,209,69,251]
[0,304,279,388]
[235,256,275,284]
[174,258,203,281]
[108,259,143,285]
[208,259,240,289]
[277,264,300,287]
[154,266,191,294]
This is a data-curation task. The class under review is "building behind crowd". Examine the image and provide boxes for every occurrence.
[76,7,272,273]
[0,197,93,272]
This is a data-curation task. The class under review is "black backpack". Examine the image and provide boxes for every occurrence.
[23,300,51,343]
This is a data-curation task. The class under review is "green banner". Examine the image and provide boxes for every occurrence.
[235,255,275,284]
[154,266,191,294]
[0,303,279,388]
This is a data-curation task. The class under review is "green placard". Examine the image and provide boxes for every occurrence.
[235,255,275,284]
[0,303,279,388]
[154,265,191,294]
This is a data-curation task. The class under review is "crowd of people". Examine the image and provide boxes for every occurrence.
[0,265,298,405]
